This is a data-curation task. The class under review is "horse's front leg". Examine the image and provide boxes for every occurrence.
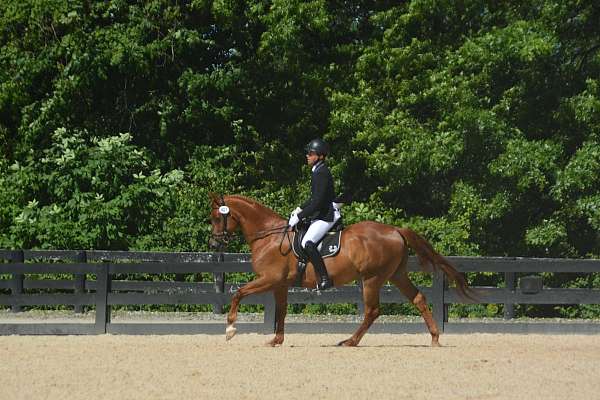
[226,275,278,341]
[266,285,288,347]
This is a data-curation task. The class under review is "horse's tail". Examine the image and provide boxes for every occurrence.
[397,227,475,301]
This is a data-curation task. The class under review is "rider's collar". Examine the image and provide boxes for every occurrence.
[312,160,324,172]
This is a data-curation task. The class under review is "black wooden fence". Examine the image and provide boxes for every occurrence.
[1,250,600,335]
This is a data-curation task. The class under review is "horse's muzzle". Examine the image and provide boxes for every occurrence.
[209,234,231,251]
[208,237,221,250]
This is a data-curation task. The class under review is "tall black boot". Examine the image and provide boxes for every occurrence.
[304,241,333,290]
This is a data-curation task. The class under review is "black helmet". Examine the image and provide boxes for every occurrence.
[305,138,329,156]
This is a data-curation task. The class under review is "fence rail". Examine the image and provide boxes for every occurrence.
[1,250,600,335]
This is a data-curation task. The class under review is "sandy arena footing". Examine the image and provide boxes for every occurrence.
[1,333,599,399]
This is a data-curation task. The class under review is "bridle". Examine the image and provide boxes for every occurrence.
[210,195,292,255]
[210,195,239,248]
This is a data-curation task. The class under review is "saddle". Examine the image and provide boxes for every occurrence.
[291,219,344,287]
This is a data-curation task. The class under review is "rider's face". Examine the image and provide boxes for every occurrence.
[306,151,320,166]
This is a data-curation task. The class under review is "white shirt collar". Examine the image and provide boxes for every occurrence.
[312,160,324,172]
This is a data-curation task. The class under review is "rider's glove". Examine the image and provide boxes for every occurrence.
[288,213,300,228]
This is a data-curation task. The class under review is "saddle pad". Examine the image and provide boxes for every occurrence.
[292,230,342,259]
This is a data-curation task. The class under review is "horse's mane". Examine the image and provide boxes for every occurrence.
[227,195,284,220]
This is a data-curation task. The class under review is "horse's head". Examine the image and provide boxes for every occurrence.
[208,193,241,250]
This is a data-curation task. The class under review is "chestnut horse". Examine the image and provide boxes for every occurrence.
[208,193,472,347]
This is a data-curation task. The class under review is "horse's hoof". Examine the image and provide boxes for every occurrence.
[431,341,441,347]
[337,339,357,347]
[266,336,284,347]
[225,325,237,341]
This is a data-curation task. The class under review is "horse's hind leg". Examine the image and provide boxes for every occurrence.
[338,276,383,347]
[389,270,441,347]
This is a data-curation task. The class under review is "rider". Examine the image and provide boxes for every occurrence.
[287,138,340,290]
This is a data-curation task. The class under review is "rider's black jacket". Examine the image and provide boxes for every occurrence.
[298,161,335,222]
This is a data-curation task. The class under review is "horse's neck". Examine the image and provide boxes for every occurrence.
[229,197,284,238]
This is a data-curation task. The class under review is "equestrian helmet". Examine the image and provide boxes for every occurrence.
[305,138,329,156]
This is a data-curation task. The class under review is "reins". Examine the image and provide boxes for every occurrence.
[210,195,293,255]
[248,224,293,256]
[247,225,288,242]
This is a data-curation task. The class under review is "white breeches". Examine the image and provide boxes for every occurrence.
[301,209,341,248]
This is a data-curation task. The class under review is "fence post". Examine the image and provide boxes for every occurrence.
[95,261,111,334]
[504,272,515,320]
[357,279,365,316]
[263,295,276,334]
[175,271,186,291]
[74,251,87,314]
[10,250,24,313]
[212,253,225,314]
[432,269,446,332]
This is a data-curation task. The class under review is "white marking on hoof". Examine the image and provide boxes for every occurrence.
[225,325,237,341]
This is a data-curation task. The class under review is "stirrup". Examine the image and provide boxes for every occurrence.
[316,278,333,291]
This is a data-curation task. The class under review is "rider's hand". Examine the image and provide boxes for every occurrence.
[288,213,300,228]
[293,207,302,215]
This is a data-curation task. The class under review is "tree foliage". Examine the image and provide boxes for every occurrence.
[1,0,599,263]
